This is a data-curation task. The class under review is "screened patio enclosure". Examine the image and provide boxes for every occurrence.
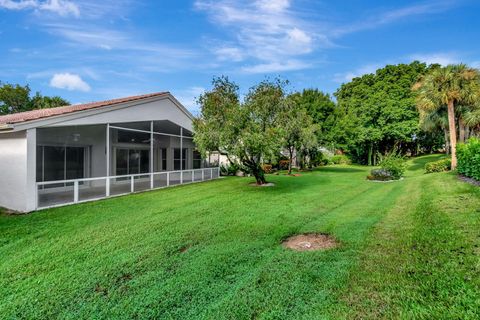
[36,120,219,209]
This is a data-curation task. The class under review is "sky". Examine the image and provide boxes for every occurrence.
[1,0,479,114]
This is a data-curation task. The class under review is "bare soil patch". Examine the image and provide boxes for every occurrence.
[249,182,275,187]
[282,233,339,251]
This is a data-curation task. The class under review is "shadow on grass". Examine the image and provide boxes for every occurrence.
[316,166,365,173]
[408,154,446,172]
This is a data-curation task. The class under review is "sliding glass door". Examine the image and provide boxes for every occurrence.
[115,148,150,175]
[36,146,87,182]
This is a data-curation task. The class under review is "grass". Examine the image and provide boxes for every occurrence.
[1,155,479,319]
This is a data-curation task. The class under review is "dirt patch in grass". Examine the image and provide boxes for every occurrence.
[249,182,275,187]
[179,245,191,253]
[282,233,339,251]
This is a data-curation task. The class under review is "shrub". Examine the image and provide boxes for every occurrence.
[367,169,395,181]
[278,160,290,170]
[368,151,406,181]
[425,158,451,173]
[457,138,480,181]
[220,163,240,176]
[262,164,273,174]
[379,153,406,180]
[331,155,351,165]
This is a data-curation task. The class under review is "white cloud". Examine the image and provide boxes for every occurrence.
[0,0,80,17]
[408,52,460,66]
[333,1,455,36]
[0,0,36,9]
[50,73,91,91]
[242,60,311,74]
[196,0,318,73]
[214,46,244,62]
[255,0,289,13]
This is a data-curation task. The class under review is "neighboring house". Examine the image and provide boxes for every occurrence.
[0,92,219,212]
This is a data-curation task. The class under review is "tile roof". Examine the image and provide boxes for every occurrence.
[0,91,169,126]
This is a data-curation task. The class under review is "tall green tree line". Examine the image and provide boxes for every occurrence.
[0,82,69,115]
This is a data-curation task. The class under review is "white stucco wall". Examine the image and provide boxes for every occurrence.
[0,131,28,212]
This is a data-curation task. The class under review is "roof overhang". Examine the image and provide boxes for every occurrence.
[0,93,194,134]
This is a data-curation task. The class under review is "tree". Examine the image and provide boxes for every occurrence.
[0,83,31,114]
[194,77,287,185]
[334,62,434,165]
[414,64,480,169]
[289,89,337,146]
[281,97,317,174]
[0,82,69,115]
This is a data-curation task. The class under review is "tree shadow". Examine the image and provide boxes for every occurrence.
[316,166,365,173]
[408,154,446,172]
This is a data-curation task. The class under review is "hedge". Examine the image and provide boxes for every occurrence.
[425,158,451,173]
[457,138,480,181]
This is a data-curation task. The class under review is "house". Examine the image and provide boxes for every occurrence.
[0,92,219,213]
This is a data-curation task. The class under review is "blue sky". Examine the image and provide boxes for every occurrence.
[1,0,479,113]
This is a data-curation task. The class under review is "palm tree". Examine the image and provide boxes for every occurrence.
[414,64,480,169]
[464,108,480,138]
[419,107,450,153]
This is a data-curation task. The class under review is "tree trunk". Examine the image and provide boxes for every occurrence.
[250,164,267,185]
[444,129,450,155]
[447,100,458,170]
[288,147,293,175]
[459,117,466,143]
[368,143,373,166]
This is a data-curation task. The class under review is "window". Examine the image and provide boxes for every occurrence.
[193,150,202,169]
[36,146,86,182]
[115,148,150,175]
[161,148,167,170]
[174,148,187,170]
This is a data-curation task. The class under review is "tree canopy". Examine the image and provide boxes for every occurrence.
[193,77,288,184]
[0,82,69,115]
[288,89,337,146]
[414,64,480,169]
[334,61,437,164]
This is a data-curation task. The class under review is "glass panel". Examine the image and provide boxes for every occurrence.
[36,146,43,182]
[153,172,168,188]
[140,150,150,173]
[182,149,187,170]
[161,148,167,171]
[193,150,202,169]
[134,175,151,192]
[37,182,74,208]
[66,147,84,180]
[174,148,187,170]
[129,150,140,174]
[79,179,106,201]
[43,146,65,181]
[110,177,131,196]
[116,149,128,175]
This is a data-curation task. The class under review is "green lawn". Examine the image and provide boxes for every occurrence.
[1,155,479,319]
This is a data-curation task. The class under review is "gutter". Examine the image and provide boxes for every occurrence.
[0,124,14,133]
